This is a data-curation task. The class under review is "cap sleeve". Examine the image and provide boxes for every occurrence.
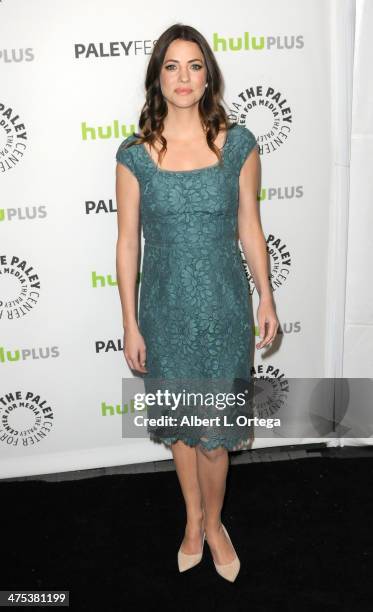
[116,138,138,178]
[237,126,258,170]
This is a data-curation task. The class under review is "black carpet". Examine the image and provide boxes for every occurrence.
[2,455,372,611]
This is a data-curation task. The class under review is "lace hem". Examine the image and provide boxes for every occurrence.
[148,432,254,452]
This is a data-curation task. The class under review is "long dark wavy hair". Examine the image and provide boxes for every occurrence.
[125,23,234,166]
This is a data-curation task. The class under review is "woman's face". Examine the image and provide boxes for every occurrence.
[159,39,208,110]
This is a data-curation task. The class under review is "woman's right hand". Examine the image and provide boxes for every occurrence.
[123,326,148,373]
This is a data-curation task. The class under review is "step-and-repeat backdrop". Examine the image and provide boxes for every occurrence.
[2,0,364,479]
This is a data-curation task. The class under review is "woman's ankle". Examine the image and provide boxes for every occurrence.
[204,520,223,535]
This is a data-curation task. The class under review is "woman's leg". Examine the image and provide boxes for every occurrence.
[196,444,237,564]
[171,440,204,554]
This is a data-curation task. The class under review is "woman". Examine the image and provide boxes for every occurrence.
[115,24,279,582]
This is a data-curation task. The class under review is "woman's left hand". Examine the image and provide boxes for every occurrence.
[256,296,279,349]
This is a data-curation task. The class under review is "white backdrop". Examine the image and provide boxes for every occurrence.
[1,0,368,479]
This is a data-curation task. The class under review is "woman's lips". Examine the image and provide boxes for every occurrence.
[175,89,192,94]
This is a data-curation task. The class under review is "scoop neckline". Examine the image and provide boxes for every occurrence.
[140,125,235,174]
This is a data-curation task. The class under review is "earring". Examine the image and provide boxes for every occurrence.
[205,83,208,88]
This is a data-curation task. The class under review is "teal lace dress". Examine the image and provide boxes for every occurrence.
[116,123,258,451]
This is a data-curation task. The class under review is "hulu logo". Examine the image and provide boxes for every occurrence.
[212,32,264,52]
[91,271,141,288]
[0,346,20,363]
[81,121,137,141]
[101,400,149,415]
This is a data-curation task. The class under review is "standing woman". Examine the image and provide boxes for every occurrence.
[116,24,279,582]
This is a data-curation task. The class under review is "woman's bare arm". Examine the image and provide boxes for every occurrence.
[237,147,279,348]
[116,161,148,372]
[237,147,271,300]
[115,162,141,331]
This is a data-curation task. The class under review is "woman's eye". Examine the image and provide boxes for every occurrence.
[164,64,202,70]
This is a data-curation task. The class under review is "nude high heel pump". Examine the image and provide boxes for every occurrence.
[209,523,240,582]
[177,530,205,572]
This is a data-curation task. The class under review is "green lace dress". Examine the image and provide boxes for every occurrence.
[116,123,258,451]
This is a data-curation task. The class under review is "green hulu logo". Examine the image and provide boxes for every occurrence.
[212,32,265,51]
[0,346,20,362]
[81,120,137,141]
[91,271,141,287]
[91,271,117,288]
[101,401,149,415]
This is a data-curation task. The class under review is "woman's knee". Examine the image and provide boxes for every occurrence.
[197,442,227,460]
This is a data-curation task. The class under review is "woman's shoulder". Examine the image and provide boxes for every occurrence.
[228,124,258,170]
[230,123,256,142]
[231,123,257,151]
[116,133,142,175]
[117,132,141,153]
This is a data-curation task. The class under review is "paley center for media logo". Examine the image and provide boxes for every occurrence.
[0,390,54,448]
[229,83,293,153]
[0,103,28,173]
[0,254,41,320]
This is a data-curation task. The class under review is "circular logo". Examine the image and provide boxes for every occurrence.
[0,102,28,173]
[0,254,41,320]
[0,391,54,447]
[251,369,289,420]
[229,83,293,152]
